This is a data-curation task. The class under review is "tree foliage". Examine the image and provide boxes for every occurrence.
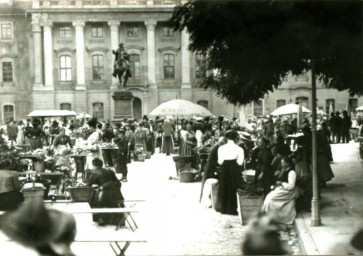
[170,0,363,105]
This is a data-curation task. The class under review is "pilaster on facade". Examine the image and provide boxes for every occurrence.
[108,21,120,88]
[32,14,44,90]
[145,20,157,89]
[73,21,86,90]
[181,29,191,89]
[42,18,54,90]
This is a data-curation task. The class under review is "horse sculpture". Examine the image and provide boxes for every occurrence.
[114,57,132,90]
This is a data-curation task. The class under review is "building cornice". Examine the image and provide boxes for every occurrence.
[86,47,109,53]
[0,53,18,59]
[158,46,180,53]
[54,47,76,53]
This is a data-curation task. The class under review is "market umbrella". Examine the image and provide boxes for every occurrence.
[149,99,214,118]
[356,105,363,111]
[271,104,311,116]
[27,110,77,117]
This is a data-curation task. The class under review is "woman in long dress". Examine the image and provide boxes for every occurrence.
[16,121,25,145]
[262,157,300,224]
[85,119,103,171]
[216,130,244,215]
[181,124,197,156]
[86,158,125,226]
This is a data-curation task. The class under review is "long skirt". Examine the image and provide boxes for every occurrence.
[89,182,125,225]
[317,154,334,182]
[30,137,43,151]
[216,159,243,215]
[262,186,299,224]
[162,136,174,155]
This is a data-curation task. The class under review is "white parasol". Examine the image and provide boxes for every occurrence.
[356,106,363,111]
[149,99,214,118]
[27,110,77,117]
[271,104,311,116]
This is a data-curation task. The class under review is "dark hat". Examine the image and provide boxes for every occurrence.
[225,130,239,141]
[32,119,40,126]
[335,111,340,114]
[87,118,98,128]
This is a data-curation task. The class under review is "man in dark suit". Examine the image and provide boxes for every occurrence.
[114,128,129,182]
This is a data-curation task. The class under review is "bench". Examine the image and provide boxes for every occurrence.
[74,226,147,256]
[44,199,145,231]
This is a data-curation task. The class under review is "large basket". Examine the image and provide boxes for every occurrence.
[179,172,197,183]
[237,189,264,225]
[68,187,95,202]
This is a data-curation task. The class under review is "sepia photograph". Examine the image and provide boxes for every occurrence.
[0,0,362,255]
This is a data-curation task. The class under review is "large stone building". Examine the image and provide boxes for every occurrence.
[0,0,361,123]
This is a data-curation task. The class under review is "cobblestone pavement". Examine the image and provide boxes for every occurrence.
[0,151,303,255]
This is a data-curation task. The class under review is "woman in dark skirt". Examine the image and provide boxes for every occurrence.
[86,158,125,226]
[216,130,244,215]
[0,160,24,211]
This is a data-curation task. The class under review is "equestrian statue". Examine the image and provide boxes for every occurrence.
[112,43,132,90]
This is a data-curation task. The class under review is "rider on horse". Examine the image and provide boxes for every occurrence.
[112,43,132,79]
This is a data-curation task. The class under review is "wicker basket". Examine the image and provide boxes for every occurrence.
[179,172,197,183]
[237,189,264,225]
[68,187,95,202]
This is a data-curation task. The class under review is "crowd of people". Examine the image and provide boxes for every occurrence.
[0,110,361,226]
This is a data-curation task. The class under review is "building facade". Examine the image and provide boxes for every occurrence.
[0,0,362,123]
[0,0,238,123]
[240,71,363,122]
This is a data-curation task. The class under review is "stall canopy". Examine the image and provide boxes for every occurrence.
[27,110,77,117]
[76,113,92,119]
[149,99,214,118]
[356,106,363,111]
[271,104,311,116]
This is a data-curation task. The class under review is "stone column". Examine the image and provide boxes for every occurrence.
[73,21,86,90]
[108,21,120,88]
[181,29,191,88]
[145,21,157,88]
[43,21,54,89]
[32,14,43,88]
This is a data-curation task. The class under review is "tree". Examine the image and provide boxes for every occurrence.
[170,0,363,105]
[170,0,363,226]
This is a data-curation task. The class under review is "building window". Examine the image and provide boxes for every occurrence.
[325,99,335,114]
[162,26,174,37]
[59,26,71,38]
[129,54,140,79]
[92,55,104,80]
[127,25,139,37]
[348,98,358,114]
[0,23,13,40]
[60,103,71,111]
[93,102,104,120]
[276,99,286,108]
[2,62,13,82]
[253,100,263,117]
[91,26,103,38]
[195,54,207,78]
[60,56,72,81]
[163,54,175,79]
[3,105,14,123]
[296,97,309,109]
[197,100,208,110]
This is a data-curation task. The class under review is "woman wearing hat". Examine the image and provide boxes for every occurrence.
[29,119,44,151]
[85,118,103,171]
[216,130,244,215]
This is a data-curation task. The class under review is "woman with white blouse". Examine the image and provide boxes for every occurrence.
[216,130,244,215]
[262,157,300,224]
[85,119,104,171]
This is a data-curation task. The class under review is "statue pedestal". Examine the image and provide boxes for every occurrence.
[112,90,134,120]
